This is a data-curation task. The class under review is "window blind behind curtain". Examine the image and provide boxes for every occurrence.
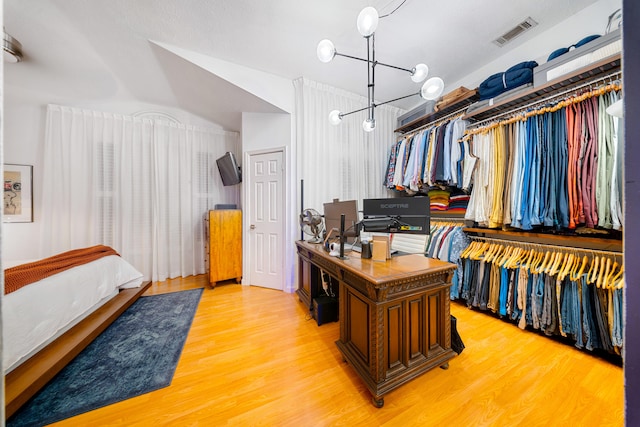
[42,104,240,281]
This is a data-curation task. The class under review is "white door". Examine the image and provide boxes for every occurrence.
[247,149,284,290]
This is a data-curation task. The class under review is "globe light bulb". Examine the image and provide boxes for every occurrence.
[329,110,343,125]
[362,118,376,132]
[420,77,445,100]
[411,63,429,83]
[317,39,336,63]
[357,7,379,37]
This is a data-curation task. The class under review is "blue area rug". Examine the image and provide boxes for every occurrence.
[8,288,203,427]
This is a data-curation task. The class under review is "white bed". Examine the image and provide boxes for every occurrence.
[3,254,144,373]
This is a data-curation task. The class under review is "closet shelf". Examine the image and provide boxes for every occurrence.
[393,52,620,134]
[464,227,622,253]
[462,53,621,123]
[430,211,467,221]
[394,90,479,134]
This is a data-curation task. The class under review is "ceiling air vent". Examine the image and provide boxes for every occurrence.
[493,17,538,47]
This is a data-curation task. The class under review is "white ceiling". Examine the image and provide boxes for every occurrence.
[5,0,602,131]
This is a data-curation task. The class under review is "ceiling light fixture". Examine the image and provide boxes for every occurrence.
[317,6,444,132]
[3,29,23,63]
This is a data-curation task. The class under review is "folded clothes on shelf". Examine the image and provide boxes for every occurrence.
[478,61,538,100]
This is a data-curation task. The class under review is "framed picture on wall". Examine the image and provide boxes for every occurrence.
[3,164,33,223]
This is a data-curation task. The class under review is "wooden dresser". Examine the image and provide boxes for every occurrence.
[296,240,457,407]
[208,209,242,287]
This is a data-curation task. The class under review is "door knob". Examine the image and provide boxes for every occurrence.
[250,224,256,229]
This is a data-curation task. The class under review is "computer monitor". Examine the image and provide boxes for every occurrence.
[323,199,360,239]
[362,197,430,234]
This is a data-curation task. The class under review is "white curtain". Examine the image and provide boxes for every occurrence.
[294,77,403,213]
[41,104,240,282]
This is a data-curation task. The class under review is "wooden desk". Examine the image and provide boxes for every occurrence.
[296,241,457,407]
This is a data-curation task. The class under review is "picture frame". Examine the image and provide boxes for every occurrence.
[3,164,33,223]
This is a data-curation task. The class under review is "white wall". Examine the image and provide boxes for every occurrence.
[242,113,292,152]
[448,0,622,91]
[241,112,297,293]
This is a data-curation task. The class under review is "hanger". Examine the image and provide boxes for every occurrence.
[528,249,539,272]
[546,251,562,276]
[559,252,573,280]
[469,241,485,260]
[505,247,522,269]
[608,264,624,289]
[494,245,507,264]
[496,245,508,264]
[587,254,599,284]
[569,253,583,281]
[596,256,607,288]
[552,251,567,276]
[520,248,532,271]
[526,248,538,272]
[511,248,527,268]
[530,250,544,274]
[483,243,497,263]
[566,254,579,281]
[558,253,573,281]
[604,261,620,289]
[602,258,618,289]
[496,245,513,267]
[530,250,543,274]
[536,251,552,274]
[575,255,589,280]
[476,242,491,261]
[460,241,478,259]
[585,253,595,282]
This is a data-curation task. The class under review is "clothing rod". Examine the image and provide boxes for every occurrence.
[468,235,623,257]
[431,217,467,223]
[397,104,469,138]
[468,70,622,129]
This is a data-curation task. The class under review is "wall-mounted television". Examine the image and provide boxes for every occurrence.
[216,152,242,186]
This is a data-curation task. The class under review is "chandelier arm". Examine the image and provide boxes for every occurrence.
[374,61,414,74]
[338,90,420,119]
[334,52,369,63]
[373,92,421,108]
[339,105,374,118]
[334,53,414,74]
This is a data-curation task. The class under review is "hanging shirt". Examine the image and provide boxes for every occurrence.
[409,130,428,192]
[442,120,455,184]
[402,134,419,189]
[596,92,614,228]
[449,118,469,187]
[392,138,408,189]
[384,141,401,188]
[609,91,623,230]
[489,125,506,228]
[502,122,516,226]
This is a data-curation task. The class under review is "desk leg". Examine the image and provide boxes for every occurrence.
[372,395,384,408]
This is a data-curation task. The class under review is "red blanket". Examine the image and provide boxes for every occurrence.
[4,245,120,295]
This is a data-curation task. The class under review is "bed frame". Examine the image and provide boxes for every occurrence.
[4,280,152,419]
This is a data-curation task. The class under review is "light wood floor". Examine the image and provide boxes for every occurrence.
[51,275,623,426]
